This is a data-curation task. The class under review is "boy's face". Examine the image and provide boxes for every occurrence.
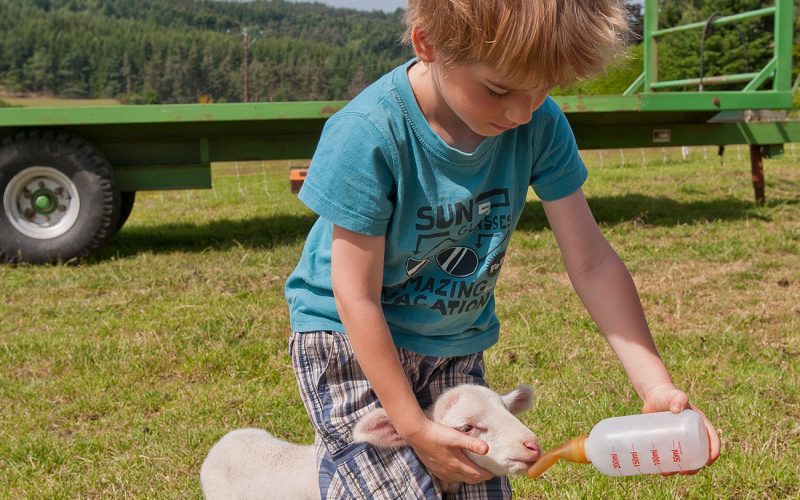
[430,62,549,140]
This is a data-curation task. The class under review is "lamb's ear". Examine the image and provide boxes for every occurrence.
[501,385,533,415]
[352,408,407,448]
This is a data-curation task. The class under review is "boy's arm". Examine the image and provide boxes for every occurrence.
[330,225,493,485]
[541,189,720,469]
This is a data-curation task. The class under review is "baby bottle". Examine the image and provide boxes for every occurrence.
[528,410,710,478]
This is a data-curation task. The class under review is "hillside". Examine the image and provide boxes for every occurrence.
[0,0,409,103]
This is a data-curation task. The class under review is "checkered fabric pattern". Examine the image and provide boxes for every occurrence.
[290,330,513,499]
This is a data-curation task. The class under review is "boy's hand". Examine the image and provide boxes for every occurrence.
[642,383,721,475]
[403,418,494,485]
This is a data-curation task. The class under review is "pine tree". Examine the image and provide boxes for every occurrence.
[23,50,53,94]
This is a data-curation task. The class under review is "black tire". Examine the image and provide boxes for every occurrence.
[115,191,136,234]
[0,131,120,264]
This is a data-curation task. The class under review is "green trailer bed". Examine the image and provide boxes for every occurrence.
[1,93,796,189]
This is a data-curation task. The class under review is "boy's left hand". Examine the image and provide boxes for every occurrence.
[642,383,721,475]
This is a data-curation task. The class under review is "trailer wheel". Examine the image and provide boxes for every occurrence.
[0,131,120,264]
[115,191,136,233]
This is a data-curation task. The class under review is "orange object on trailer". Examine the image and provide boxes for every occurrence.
[289,167,308,193]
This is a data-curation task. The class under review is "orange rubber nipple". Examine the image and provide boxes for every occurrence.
[527,435,591,479]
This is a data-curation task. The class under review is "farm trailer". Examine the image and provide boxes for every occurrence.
[0,0,797,264]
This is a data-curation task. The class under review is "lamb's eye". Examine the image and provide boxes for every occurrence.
[456,424,474,433]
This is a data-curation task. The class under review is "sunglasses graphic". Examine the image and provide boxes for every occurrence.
[406,246,480,278]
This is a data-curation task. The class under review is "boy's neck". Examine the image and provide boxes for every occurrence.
[407,61,485,153]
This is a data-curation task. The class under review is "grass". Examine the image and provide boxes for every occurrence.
[1,146,799,498]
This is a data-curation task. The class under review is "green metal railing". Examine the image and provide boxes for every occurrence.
[626,0,793,98]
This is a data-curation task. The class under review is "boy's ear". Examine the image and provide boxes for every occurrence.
[410,25,436,63]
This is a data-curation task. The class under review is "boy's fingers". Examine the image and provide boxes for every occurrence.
[466,437,488,455]
[705,420,721,463]
[463,470,493,484]
[668,391,689,413]
[688,403,721,463]
[458,457,493,483]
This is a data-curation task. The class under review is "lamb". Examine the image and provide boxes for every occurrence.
[200,384,540,499]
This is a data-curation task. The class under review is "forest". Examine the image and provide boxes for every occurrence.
[0,0,408,103]
[0,0,797,104]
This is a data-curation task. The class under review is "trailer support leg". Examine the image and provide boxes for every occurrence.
[749,145,766,205]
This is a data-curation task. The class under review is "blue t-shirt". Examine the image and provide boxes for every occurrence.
[285,59,587,356]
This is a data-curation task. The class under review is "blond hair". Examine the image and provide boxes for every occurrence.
[403,0,629,89]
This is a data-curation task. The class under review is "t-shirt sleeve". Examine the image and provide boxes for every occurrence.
[529,98,588,201]
[298,112,396,236]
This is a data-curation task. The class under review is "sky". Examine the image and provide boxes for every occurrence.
[287,0,643,13]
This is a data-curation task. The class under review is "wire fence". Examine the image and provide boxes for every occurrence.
[140,144,796,205]
[578,144,746,168]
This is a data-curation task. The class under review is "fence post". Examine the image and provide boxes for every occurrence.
[749,145,766,204]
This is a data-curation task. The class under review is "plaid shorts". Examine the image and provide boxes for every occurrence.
[290,331,512,499]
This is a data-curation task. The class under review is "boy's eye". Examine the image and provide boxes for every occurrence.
[486,87,507,99]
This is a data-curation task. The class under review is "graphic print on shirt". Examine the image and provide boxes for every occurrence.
[384,188,513,317]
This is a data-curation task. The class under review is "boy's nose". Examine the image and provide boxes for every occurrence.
[505,93,542,126]
[505,106,533,128]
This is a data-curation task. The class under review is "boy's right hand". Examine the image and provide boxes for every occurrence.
[402,418,494,485]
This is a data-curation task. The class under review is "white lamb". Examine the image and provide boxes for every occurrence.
[200,384,540,499]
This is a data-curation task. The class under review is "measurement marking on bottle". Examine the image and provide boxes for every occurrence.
[671,438,684,472]
[650,442,662,470]
[630,443,642,472]
[610,444,622,471]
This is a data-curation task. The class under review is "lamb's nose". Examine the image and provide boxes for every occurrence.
[523,440,540,461]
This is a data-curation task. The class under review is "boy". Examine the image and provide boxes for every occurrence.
[285,0,720,497]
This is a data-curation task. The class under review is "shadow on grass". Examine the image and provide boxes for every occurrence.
[102,213,318,258]
[100,192,793,259]
[517,193,786,232]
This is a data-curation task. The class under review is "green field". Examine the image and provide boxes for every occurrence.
[1,147,799,498]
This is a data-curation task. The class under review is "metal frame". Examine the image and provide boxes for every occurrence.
[644,1,793,94]
[566,0,794,113]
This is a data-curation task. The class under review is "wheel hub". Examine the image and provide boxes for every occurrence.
[3,167,80,239]
[31,189,59,215]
